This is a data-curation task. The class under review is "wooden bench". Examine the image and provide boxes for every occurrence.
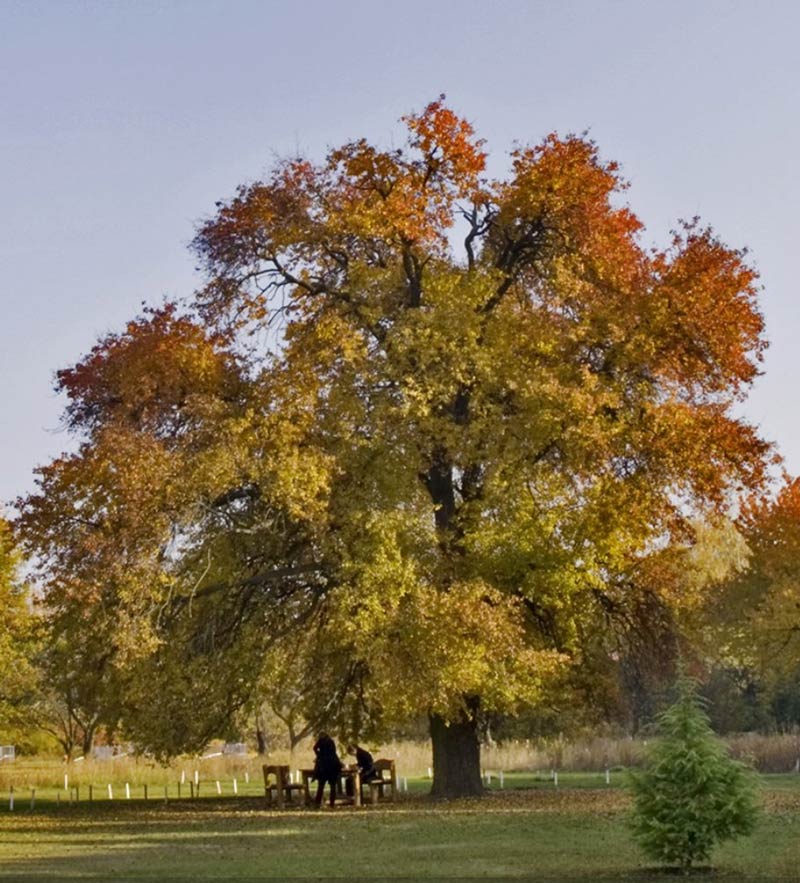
[262,764,305,808]
[363,758,397,804]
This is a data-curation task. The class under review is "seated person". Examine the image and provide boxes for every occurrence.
[348,743,378,782]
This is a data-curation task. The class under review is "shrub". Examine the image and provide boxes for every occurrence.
[629,675,758,871]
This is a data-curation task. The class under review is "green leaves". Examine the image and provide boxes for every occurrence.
[629,676,759,869]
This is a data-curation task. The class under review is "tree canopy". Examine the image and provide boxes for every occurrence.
[710,479,800,679]
[0,516,37,736]
[17,99,772,795]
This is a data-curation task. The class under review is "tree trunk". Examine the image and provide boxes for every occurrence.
[255,722,268,755]
[81,725,96,758]
[59,735,76,761]
[429,703,484,798]
[422,447,484,798]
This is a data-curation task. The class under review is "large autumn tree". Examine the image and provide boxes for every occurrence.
[19,100,771,796]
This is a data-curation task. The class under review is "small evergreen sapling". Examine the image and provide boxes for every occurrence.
[629,676,758,871]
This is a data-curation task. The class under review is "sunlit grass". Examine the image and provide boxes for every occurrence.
[0,754,640,807]
[0,778,798,879]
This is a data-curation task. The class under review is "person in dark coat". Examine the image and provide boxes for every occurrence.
[348,743,378,782]
[312,732,342,807]
[344,743,378,797]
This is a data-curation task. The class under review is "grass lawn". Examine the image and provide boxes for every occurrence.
[0,778,798,880]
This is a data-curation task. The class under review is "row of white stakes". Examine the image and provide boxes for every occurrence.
[422,767,615,788]
[30,758,800,811]
[68,757,753,795]
[59,756,800,797]
[11,780,236,809]
[12,769,413,810]
[62,768,418,791]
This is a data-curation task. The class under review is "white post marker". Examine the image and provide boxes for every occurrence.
[245,771,250,784]
[125,783,130,800]
[605,768,610,785]
[194,770,199,786]
[427,767,432,779]
[233,778,238,795]
[181,770,186,785]
[402,776,408,792]
[108,784,113,800]
[216,780,221,795]
[486,772,492,785]
[9,788,14,811]
[554,771,558,788]
[499,771,504,789]
[288,771,293,784]
[64,773,69,791]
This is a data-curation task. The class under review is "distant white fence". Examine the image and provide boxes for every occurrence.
[93,746,115,760]
[223,743,247,756]
[0,746,15,761]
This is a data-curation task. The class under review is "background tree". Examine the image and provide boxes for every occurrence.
[615,517,753,733]
[0,517,38,740]
[27,628,116,758]
[18,100,771,796]
[16,305,257,758]
[724,478,800,676]
[684,478,800,731]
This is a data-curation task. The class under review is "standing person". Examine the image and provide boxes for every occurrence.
[312,732,342,808]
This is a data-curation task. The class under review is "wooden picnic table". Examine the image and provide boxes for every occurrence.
[300,766,362,807]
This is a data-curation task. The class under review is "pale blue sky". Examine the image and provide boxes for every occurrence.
[1,0,798,505]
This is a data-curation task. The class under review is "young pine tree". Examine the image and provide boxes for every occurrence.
[629,676,758,871]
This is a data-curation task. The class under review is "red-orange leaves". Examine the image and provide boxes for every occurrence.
[403,95,487,199]
[650,222,765,396]
[57,304,242,440]
[327,96,486,251]
[483,134,647,330]
[494,135,639,262]
[195,98,492,336]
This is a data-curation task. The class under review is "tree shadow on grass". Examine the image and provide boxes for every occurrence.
[0,801,787,882]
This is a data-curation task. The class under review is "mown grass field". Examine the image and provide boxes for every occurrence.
[1,775,799,881]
